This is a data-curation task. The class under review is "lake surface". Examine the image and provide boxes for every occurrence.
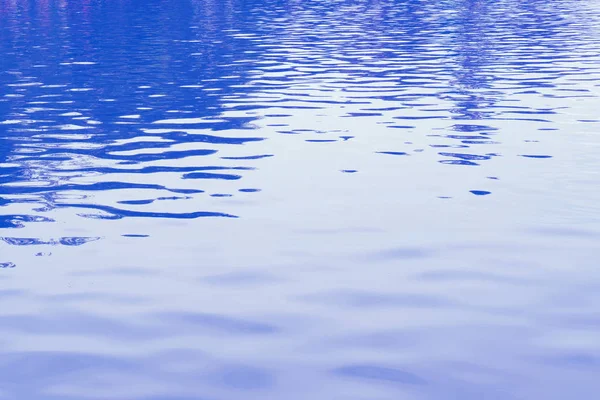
[1,0,600,398]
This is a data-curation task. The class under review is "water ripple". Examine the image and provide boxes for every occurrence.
[334,365,426,386]
[2,0,600,398]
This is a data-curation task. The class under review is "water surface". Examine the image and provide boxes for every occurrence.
[1,0,600,399]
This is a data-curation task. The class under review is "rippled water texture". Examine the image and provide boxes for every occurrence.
[2,0,600,398]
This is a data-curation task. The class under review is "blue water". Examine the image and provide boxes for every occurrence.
[2,0,600,398]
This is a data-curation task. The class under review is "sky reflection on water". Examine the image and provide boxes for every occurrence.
[1,0,600,399]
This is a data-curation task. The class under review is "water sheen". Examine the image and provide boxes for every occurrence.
[1,0,600,398]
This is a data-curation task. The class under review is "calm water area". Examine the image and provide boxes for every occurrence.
[1,0,600,398]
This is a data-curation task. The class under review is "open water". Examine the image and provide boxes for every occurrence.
[1,0,600,399]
